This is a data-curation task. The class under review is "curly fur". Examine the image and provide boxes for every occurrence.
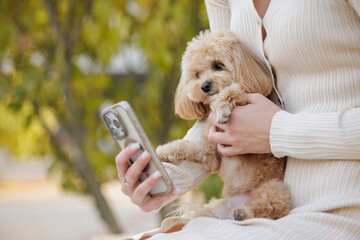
[157,30,291,221]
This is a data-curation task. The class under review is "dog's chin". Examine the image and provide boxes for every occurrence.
[187,90,221,105]
[187,92,210,105]
[207,90,219,97]
[186,88,209,104]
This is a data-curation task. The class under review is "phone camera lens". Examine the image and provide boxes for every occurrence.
[110,127,118,137]
[113,119,120,128]
[104,115,111,125]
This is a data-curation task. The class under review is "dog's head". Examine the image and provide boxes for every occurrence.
[175,30,272,120]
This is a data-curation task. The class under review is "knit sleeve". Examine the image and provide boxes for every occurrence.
[270,107,360,159]
[349,0,360,16]
[205,0,231,31]
[157,121,211,209]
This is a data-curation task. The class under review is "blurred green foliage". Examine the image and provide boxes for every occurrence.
[0,0,223,229]
[195,173,223,200]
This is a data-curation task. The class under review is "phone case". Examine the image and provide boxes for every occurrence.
[102,101,173,196]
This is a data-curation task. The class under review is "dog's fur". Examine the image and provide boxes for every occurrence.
[157,30,291,221]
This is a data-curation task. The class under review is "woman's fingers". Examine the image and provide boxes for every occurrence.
[115,143,141,180]
[208,125,233,145]
[140,187,181,212]
[217,143,244,156]
[132,170,181,211]
[125,150,151,186]
[132,170,163,203]
[115,142,182,212]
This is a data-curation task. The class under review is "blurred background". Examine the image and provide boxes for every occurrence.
[0,0,223,239]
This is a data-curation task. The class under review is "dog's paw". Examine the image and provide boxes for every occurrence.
[156,146,171,162]
[156,145,181,164]
[216,106,231,124]
[233,207,253,221]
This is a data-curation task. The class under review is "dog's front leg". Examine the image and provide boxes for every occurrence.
[156,140,220,172]
[210,83,247,124]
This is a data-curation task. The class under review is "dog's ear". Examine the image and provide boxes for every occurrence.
[174,78,209,120]
[231,42,273,96]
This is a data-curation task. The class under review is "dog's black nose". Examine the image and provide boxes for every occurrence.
[201,81,212,93]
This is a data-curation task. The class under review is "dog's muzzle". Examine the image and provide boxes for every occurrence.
[201,81,212,93]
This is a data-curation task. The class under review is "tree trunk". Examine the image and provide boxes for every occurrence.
[73,147,122,233]
[42,0,122,232]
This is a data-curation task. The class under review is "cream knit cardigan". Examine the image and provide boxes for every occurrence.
[124,1,360,239]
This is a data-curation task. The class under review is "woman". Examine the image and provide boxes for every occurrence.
[116,0,360,239]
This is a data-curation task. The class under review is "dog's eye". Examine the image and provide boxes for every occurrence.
[214,63,225,71]
[196,72,200,78]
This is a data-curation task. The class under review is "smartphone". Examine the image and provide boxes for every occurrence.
[102,101,173,196]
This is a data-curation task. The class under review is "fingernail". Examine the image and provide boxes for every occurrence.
[131,143,140,151]
[152,170,162,180]
[172,186,181,194]
[140,150,150,160]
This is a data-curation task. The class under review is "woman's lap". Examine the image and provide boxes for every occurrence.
[148,212,360,240]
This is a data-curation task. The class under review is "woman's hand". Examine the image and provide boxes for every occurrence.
[208,93,281,156]
[115,143,180,212]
